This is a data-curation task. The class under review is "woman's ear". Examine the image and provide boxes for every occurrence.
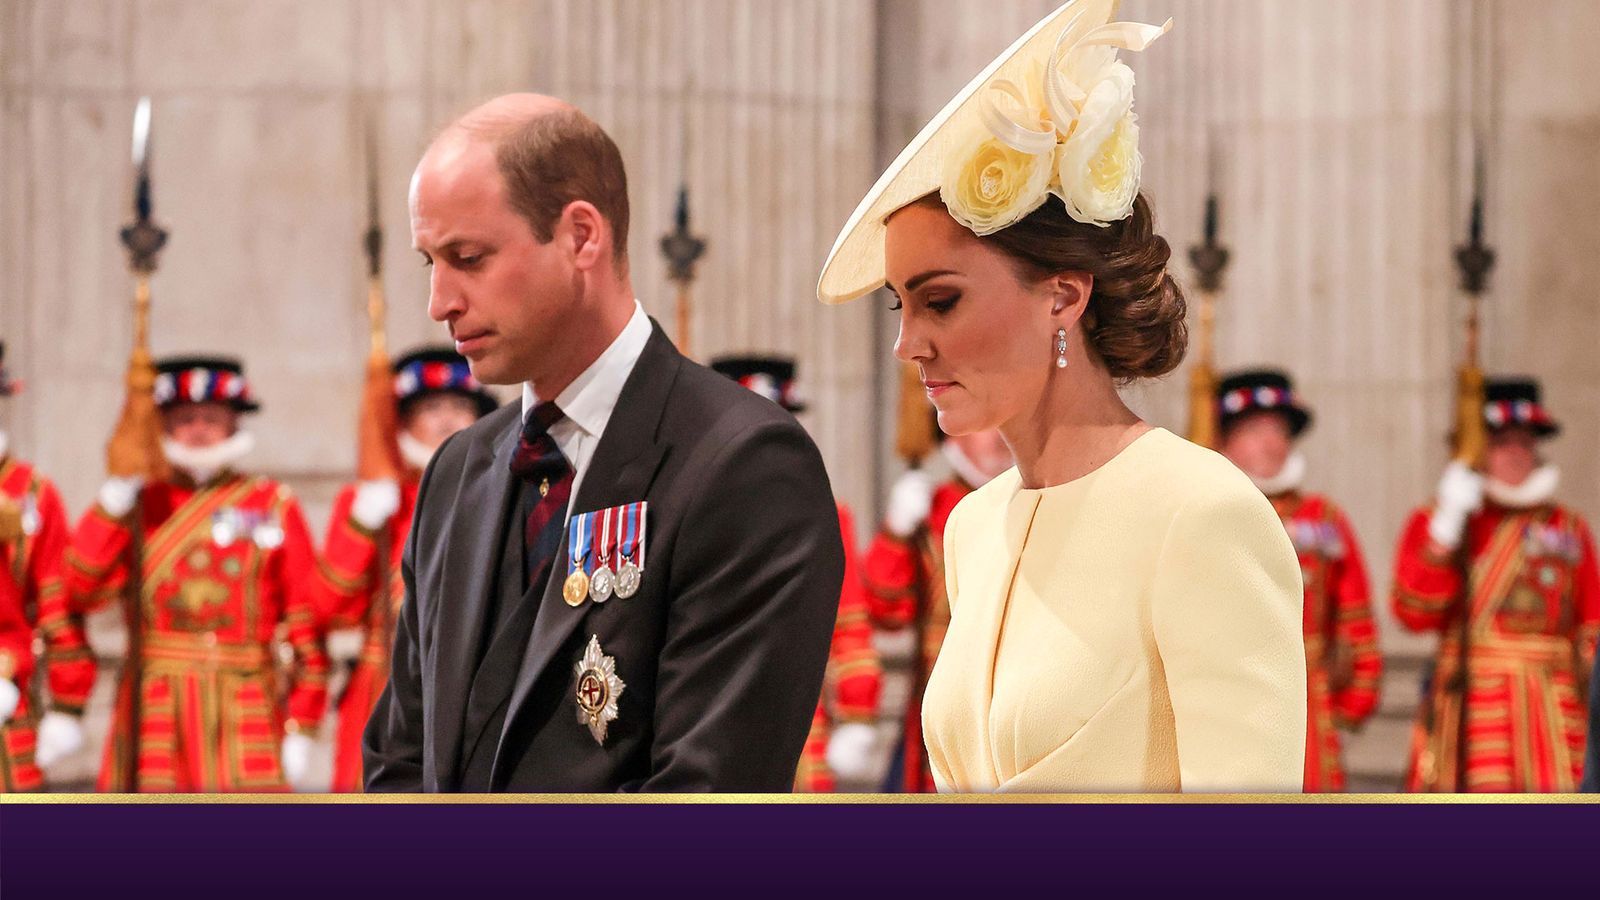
[1048,271,1094,328]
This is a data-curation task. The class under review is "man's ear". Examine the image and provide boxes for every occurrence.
[561,200,608,271]
[1048,271,1094,330]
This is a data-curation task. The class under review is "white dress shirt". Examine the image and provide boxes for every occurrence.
[520,300,652,505]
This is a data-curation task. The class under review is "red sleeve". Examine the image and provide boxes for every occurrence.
[0,558,31,686]
[274,494,329,732]
[862,530,919,630]
[1391,506,1463,633]
[829,505,880,724]
[1570,515,1600,676]
[63,500,136,615]
[1328,506,1381,727]
[30,480,96,713]
[306,483,379,629]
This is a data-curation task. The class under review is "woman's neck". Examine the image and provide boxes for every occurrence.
[1002,362,1147,489]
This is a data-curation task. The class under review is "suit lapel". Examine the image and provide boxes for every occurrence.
[492,323,681,774]
[431,404,522,789]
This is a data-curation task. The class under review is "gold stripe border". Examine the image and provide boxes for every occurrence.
[3,792,1598,805]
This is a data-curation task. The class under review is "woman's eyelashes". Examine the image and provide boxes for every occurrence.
[887,294,960,314]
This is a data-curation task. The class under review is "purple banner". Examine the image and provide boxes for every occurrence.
[3,800,1597,892]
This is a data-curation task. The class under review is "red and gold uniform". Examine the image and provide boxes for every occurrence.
[1271,492,1381,791]
[794,503,882,792]
[862,478,969,792]
[1393,501,1600,792]
[64,475,329,791]
[1,457,95,791]
[309,477,417,792]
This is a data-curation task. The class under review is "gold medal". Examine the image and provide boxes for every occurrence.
[563,570,590,607]
[563,511,594,607]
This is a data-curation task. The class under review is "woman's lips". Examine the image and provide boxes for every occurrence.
[923,379,956,400]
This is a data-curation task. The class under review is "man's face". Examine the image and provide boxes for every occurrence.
[1485,426,1540,486]
[1220,410,1293,481]
[411,136,580,386]
[402,394,480,451]
[162,402,238,449]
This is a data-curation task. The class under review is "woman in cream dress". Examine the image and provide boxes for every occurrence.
[817,0,1306,792]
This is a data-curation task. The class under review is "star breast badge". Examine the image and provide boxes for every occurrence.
[574,635,625,745]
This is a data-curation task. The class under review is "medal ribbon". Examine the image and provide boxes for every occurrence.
[568,511,592,576]
[596,506,614,572]
[618,502,640,568]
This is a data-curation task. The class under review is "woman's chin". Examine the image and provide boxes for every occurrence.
[934,404,987,439]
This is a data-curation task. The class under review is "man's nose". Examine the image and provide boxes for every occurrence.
[427,267,463,323]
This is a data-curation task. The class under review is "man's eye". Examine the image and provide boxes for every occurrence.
[457,254,482,267]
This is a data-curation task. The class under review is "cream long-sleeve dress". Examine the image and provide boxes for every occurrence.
[922,428,1307,793]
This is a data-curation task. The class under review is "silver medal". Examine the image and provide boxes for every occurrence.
[21,496,40,536]
[211,511,237,547]
[253,519,285,550]
[615,561,641,599]
[589,565,615,603]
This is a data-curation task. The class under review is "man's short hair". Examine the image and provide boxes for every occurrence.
[489,108,630,268]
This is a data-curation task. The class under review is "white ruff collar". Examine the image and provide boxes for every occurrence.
[398,430,438,472]
[1486,464,1560,509]
[162,431,255,485]
[1251,451,1307,497]
[942,440,992,489]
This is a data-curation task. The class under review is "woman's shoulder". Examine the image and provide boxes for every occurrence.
[946,466,1021,534]
[1120,428,1265,515]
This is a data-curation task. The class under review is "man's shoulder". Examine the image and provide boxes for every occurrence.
[662,358,804,441]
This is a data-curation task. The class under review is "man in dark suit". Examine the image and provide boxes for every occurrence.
[363,94,844,791]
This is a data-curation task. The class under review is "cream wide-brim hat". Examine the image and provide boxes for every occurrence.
[817,0,1164,305]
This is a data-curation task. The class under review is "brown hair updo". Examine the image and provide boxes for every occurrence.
[980,193,1187,380]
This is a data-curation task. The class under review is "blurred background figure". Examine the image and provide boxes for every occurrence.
[60,356,329,791]
[712,354,881,792]
[1391,377,1599,792]
[1217,369,1382,792]
[310,346,496,792]
[0,343,96,791]
[865,418,1009,793]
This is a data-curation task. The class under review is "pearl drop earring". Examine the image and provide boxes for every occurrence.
[1055,328,1068,369]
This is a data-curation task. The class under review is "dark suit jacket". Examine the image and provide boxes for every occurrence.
[363,322,844,791]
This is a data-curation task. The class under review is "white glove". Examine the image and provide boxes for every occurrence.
[1428,460,1485,550]
[35,711,86,767]
[325,627,366,663]
[885,469,937,539]
[281,732,314,787]
[351,479,401,531]
[97,475,145,518]
[0,679,18,725]
[825,722,879,782]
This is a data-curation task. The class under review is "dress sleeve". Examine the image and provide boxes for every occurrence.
[1150,481,1307,792]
